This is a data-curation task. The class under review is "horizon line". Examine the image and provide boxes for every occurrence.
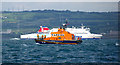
[1,9,119,12]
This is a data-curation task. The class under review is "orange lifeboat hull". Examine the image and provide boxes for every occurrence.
[35,39,82,44]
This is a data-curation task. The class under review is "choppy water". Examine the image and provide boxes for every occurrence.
[2,38,120,63]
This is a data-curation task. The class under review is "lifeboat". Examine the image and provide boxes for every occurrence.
[35,27,82,44]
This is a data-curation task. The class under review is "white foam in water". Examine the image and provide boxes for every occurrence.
[115,42,119,46]
[36,43,40,45]
[10,38,20,40]
[23,44,27,47]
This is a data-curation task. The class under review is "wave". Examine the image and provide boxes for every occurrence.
[36,43,40,45]
[115,42,119,46]
[23,44,28,47]
[10,38,20,40]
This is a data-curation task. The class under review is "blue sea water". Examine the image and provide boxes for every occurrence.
[2,38,120,63]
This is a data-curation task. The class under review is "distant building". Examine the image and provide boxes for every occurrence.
[109,30,118,35]
[0,29,12,34]
[0,16,8,19]
[102,31,120,39]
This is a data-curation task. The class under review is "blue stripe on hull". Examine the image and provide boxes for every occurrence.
[82,38,101,40]
[35,40,82,44]
[36,40,77,43]
[36,42,55,44]
[46,40,78,43]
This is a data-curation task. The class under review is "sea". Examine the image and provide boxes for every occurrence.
[2,37,120,63]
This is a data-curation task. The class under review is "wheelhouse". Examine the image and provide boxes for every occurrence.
[44,28,75,40]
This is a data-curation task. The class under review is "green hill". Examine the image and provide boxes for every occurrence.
[1,10,118,34]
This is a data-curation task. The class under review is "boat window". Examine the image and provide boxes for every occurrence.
[52,34,53,36]
[61,34,63,36]
[59,34,60,36]
[58,37,61,39]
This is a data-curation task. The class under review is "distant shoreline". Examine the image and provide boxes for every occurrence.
[2,9,119,13]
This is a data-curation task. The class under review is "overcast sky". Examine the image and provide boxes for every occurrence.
[1,2,118,12]
[1,0,120,2]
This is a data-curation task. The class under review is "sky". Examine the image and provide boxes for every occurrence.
[1,0,120,2]
[1,2,118,12]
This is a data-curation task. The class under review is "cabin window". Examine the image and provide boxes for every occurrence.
[60,34,62,36]
[58,37,61,39]
[52,34,53,36]
[59,34,60,36]
[56,34,58,36]
[57,34,59,36]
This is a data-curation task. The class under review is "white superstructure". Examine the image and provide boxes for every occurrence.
[66,24,102,39]
[20,26,50,39]
[20,24,102,39]
[49,24,102,39]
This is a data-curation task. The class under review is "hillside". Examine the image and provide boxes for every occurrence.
[1,10,118,34]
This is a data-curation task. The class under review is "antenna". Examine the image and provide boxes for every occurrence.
[65,18,68,24]
[65,18,69,26]
[62,18,69,30]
